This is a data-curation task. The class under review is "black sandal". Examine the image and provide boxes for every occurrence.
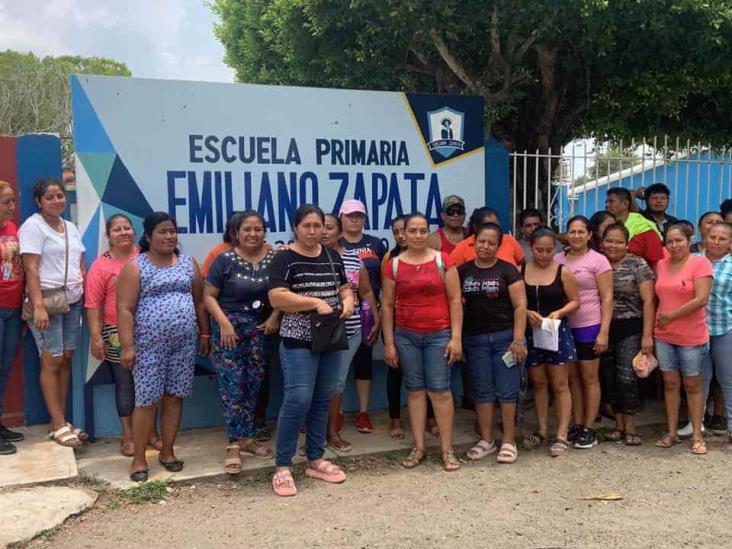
[522,432,545,450]
[624,433,642,446]
[159,458,185,472]
[129,468,149,482]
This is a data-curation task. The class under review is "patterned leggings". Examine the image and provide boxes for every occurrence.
[211,312,266,441]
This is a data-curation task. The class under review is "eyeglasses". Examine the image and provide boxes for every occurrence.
[445,208,465,216]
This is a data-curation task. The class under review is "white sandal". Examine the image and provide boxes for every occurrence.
[49,425,82,447]
[467,439,497,461]
[496,442,518,464]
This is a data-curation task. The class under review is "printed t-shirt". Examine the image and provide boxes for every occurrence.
[611,254,654,320]
[341,249,362,336]
[383,252,453,333]
[341,234,386,298]
[459,259,521,334]
[450,233,525,268]
[207,249,275,317]
[654,254,713,346]
[268,247,348,348]
[18,213,85,304]
[554,249,611,329]
[85,250,139,326]
[624,212,665,268]
[0,220,24,309]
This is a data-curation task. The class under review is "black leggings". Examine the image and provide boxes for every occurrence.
[354,343,373,380]
[386,366,435,420]
[254,335,279,421]
[111,361,134,418]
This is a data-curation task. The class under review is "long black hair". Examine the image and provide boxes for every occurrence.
[140,212,179,254]
[389,215,407,258]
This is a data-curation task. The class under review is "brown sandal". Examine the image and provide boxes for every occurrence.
[224,444,241,474]
[624,433,642,446]
[655,434,680,448]
[240,439,273,459]
[442,450,461,471]
[401,447,426,469]
[691,439,707,455]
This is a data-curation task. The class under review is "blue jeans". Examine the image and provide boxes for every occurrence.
[334,331,361,394]
[275,343,341,467]
[655,338,708,377]
[702,329,732,431]
[28,299,83,357]
[394,328,451,393]
[0,307,22,416]
[463,329,521,404]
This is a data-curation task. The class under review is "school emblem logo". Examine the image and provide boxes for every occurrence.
[427,107,465,159]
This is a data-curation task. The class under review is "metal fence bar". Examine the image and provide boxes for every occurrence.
[684,140,691,220]
[695,142,702,221]
[673,138,680,218]
[706,143,712,213]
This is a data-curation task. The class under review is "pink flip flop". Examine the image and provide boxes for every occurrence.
[272,470,298,497]
[305,459,347,484]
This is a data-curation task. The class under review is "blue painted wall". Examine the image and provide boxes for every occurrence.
[557,150,732,230]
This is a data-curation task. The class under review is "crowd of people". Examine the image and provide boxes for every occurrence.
[0,177,731,499]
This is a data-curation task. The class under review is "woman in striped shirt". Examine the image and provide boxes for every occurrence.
[322,214,380,452]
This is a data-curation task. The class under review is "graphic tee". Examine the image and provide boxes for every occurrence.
[0,220,24,309]
[85,250,139,325]
[459,259,521,334]
[341,234,386,297]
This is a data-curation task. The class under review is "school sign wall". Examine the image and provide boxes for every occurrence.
[71,75,485,263]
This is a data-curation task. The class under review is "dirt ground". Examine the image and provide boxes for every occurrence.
[26,425,732,549]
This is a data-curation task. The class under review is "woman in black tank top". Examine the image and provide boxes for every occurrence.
[521,228,580,457]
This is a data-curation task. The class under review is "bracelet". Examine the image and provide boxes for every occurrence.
[199,334,211,339]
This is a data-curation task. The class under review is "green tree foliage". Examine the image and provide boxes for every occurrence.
[211,0,732,154]
[0,51,131,166]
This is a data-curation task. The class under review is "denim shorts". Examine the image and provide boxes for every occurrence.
[526,319,577,367]
[463,329,522,404]
[655,338,709,377]
[28,299,83,357]
[394,327,451,393]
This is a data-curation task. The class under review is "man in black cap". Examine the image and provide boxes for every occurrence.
[428,195,469,253]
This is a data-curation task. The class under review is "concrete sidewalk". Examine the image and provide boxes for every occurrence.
[76,403,669,489]
[0,425,77,489]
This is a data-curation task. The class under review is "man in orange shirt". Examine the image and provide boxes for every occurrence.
[450,207,525,268]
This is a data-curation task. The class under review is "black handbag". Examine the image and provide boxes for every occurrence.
[310,247,349,353]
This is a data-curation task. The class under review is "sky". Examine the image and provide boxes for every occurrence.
[0,0,236,82]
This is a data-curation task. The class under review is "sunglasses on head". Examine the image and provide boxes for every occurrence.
[445,208,465,216]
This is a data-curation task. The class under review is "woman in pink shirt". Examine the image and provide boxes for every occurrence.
[654,223,713,455]
[85,214,151,456]
[554,216,613,450]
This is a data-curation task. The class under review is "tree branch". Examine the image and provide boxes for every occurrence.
[430,28,477,91]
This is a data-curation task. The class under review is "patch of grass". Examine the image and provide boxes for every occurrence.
[76,470,110,493]
[105,498,122,511]
[124,480,169,504]
[382,450,408,465]
[236,468,272,487]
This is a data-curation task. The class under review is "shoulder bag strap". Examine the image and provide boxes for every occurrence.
[435,252,445,281]
[62,220,69,289]
[323,246,343,309]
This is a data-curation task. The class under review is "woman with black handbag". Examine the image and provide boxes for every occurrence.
[268,204,354,497]
[19,178,86,447]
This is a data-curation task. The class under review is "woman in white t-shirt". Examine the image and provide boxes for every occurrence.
[19,178,86,447]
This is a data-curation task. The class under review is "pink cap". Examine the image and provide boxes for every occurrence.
[339,199,367,216]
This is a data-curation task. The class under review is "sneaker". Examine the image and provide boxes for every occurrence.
[567,424,583,443]
[355,412,373,433]
[0,435,16,455]
[0,425,23,443]
[253,426,271,442]
[574,427,598,449]
[678,421,705,438]
[706,415,727,436]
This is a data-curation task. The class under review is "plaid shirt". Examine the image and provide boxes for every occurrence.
[697,252,732,336]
